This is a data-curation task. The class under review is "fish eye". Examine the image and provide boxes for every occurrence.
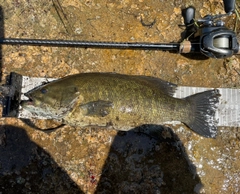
[40,88,48,94]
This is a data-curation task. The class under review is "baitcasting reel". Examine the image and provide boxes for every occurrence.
[181,0,240,58]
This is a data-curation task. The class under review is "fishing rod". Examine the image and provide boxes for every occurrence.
[0,0,239,59]
[0,38,181,51]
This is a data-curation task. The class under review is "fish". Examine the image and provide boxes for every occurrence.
[21,73,220,138]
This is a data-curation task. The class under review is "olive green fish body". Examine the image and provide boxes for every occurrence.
[63,74,191,130]
[22,73,220,138]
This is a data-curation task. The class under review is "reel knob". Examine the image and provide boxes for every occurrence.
[182,6,195,26]
[223,0,235,14]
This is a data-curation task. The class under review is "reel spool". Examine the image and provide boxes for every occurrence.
[200,29,239,58]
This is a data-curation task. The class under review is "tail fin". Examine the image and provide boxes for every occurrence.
[185,89,220,138]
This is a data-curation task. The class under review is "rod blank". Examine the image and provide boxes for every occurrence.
[0,38,180,51]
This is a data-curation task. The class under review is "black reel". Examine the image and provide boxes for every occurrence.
[182,1,240,59]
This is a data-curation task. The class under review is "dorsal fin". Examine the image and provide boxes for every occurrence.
[131,75,177,96]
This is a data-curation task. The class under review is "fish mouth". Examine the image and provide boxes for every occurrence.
[25,92,35,100]
[20,100,34,107]
[21,93,35,106]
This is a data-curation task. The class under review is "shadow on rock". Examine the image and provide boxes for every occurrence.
[96,124,202,194]
[0,125,83,194]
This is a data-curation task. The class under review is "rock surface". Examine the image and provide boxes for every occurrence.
[0,0,240,193]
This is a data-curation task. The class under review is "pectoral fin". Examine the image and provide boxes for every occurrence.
[80,100,113,117]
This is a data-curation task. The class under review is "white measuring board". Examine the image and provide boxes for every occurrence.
[174,86,240,127]
[18,75,240,127]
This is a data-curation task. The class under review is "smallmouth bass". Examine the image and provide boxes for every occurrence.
[21,73,220,138]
